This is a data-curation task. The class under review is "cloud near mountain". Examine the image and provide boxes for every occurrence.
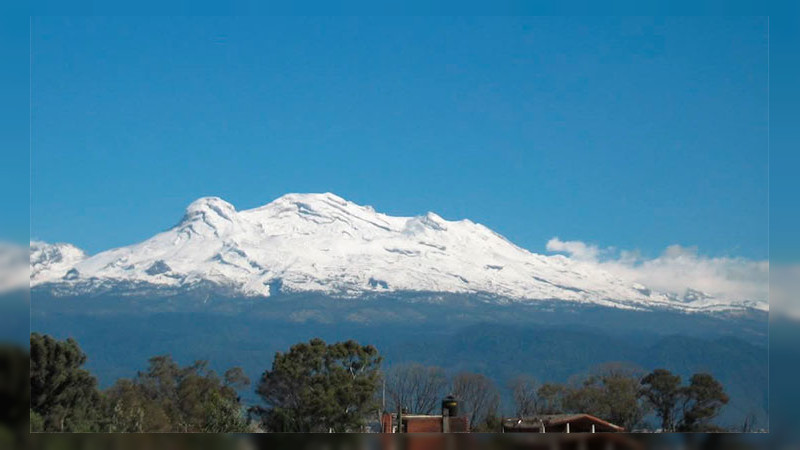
[546,237,768,303]
[0,242,28,293]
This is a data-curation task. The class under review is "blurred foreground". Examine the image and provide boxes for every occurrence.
[16,432,783,450]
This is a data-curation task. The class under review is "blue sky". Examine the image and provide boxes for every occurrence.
[29,16,769,259]
[0,14,29,246]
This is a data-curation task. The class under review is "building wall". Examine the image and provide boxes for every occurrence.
[406,417,444,433]
[380,413,470,433]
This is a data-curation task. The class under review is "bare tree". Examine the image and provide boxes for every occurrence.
[385,363,448,414]
[592,362,645,380]
[740,411,758,432]
[509,375,540,417]
[451,372,500,429]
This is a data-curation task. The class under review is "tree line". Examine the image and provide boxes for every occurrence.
[27,333,730,433]
[30,333,250,432]
[386,361,730,432]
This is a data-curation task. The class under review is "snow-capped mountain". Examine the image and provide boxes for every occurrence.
[30,241,87,282]
[30,193,766,313]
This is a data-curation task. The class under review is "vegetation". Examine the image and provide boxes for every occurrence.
[563,363,650,431]
[30,333,103,431]
[505,363,650,430]
[385,363,448,415]
[252,338,383,432]
[452,372,501,431]
[640,368,683,431]
[677,372,730,431]
[640,368,729,431]
[508,375,537,418]
[104,355,250,432]
[22,333,734,433]
[29,333,250,432]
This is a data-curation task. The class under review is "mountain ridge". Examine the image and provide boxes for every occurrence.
[30,193,766,313]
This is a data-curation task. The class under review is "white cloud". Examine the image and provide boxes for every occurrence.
[0,242,28,294]
[546,238,768,302]
[770,264,800,320]
[546,237,603,262]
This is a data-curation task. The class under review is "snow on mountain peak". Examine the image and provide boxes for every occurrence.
[178,196,237,235]
[30,241,88,282]
[184,196,236,219]
[28,193,766,313]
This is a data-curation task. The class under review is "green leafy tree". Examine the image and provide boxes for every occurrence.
[255,338,383,432]
[641,369,729,432]
[202,390,250,433]
[29,333,102,431]
[28,410,44,432]
[105,355,250,432]
[564,378,606,414]
[106,378,163,432]
[224,367,250,390]
[563,363,649,430]
[677,373,729,431]
[640,369,683,431]
[599,366,649,430]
